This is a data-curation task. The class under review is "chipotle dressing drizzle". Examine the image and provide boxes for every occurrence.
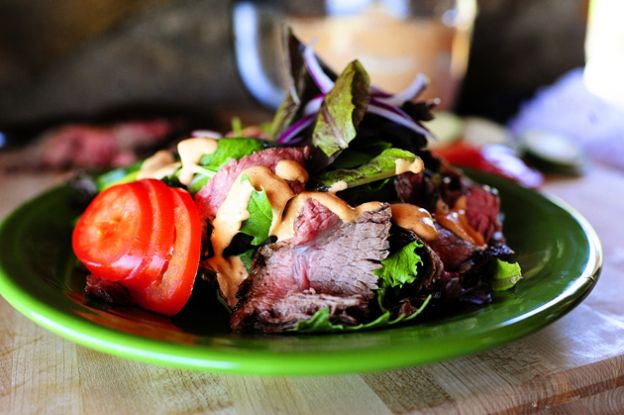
[137,150,180,180]
[275,160,309,183]
[395,157,424,175]
[177,137,218,185]
[273,192,382,242]
[435,196,485,246]
[207,165,300,306]
[390,203,438,241]
[327,180,348,193]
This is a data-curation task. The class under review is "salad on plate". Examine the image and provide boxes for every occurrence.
[72,33,522,334]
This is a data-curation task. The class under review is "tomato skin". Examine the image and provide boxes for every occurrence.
[433,141,543,188]
[123,179,176,289]
[72,182,152,281]
[433,141,494,172]
[129,188,201,316]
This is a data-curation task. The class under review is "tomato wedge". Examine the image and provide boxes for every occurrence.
[124,179,176,289]
[129,188,201,316]
[73,182,152,281]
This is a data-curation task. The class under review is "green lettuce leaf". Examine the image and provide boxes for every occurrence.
[238,178,273,246]
[314,148,418,192]
[374,239,424,289]
[199,138,264,171]
[239,249,256,273]
[184,138,264,194]
[270,94,300,141]
[336,178,395,206]
[330,141,393,169]
[270,29,333,140]
[291,295,432,333]
[311,60,370,159]
[230,117,244,136]
[95,161,143,191]
[187,171,213,194]
[491,260,523,291]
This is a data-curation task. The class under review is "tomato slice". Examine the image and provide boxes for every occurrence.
[123,179,176,289]
[433,141,493,171]
[129,188,201,316]
[72,182,152,281]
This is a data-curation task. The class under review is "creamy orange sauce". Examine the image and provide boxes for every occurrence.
[327,180,348,193]
[435,196,485,246]
[207,165,299,306]
[395,157,424,175]
[390,203,438,241]
[274,192,383,241]
[275,160,309,183]
[212,256,248,308]
[137,150,180,180]
[177,137,218,185]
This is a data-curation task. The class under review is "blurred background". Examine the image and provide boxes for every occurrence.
[0,0,586,124]
[1,0,622,178]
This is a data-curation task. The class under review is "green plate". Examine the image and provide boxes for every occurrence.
[0,172,602,375]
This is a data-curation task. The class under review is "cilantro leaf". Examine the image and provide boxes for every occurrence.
[239,178,273,246]
[491,260,523,291]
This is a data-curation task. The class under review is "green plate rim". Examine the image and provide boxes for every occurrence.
[0,176,603,375]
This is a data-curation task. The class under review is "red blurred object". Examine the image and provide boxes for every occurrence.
[432,141,543,188]
[40,119,174,169]
[0,117,183,172]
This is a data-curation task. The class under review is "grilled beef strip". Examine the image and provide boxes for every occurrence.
[231,199,392,333]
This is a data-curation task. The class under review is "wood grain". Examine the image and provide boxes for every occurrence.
[1,165,623,414]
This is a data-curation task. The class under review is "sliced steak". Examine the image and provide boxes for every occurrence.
[394,165,464,212]
[235,292,369,333]
[396,157,503,244]
[231,200,392,333]
[195,146,309,221]
[427,224,479,272]
[464,185,501,243]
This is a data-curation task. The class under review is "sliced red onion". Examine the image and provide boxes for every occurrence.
[191,129,222,139]
[303,43,334,94]
[375,74,427,107]
[370,97,411,118]
[370,85,391,98]
[367,104,435,139]
[277,113,316,144]
[303,95,324,116]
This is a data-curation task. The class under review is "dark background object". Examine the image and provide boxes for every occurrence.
[0,0,586,131]
[455,0,587,122]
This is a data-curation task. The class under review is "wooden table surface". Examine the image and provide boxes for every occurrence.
[0,164,623,415]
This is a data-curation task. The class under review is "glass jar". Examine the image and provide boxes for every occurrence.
[231,0,477,109]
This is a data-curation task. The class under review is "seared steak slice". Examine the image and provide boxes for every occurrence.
[396,160,503,244]
[427,224,479,272]
[235,292,369,333]
[394,168,464,212]
[464,185,501,243]
[231,199,392,333]
[195,146,309,221]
